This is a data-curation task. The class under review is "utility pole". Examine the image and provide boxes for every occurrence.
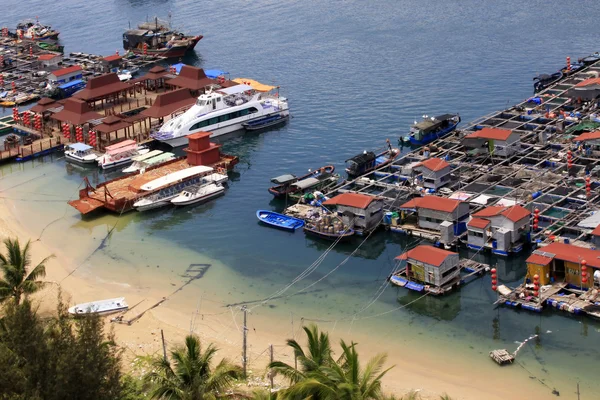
[161,329,167,362]
[242,306,248,378]
[269,344,274,388]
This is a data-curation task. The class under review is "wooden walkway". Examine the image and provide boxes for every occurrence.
[0,137,63,163]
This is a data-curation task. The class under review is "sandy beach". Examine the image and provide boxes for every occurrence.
[0,192,565,400]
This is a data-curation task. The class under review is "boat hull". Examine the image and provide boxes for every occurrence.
[99,157,134,169]
[126,36,202,58]
[171,187,225,206]
[407,120,460,146]
[303,226,355,241]
[135,198,174,212]
[243,114,289,131]
[269,165,336,198]
[65,152,97,165]
[257,210,305,231]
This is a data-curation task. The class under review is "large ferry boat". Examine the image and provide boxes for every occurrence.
[152,84,290,147]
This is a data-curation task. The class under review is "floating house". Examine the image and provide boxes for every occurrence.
[38,53,62,68]
[47,65,83,85]
[413,157,452,190]
[101,54,123,73]
[322,193,383,235]
[392,245,461,294]
[462,127,520,157]
[467,205,531,255]
[395,196,469,245]
[526,242,600,289]
[567,78,600,101]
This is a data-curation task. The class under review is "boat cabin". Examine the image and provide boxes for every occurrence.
[345,151,376,177]
[67,142,94,156]
[413,157,452,190]
[526,242,600,289]
[395,245,460,288]
[271,174,297,186]
[467,205,530,255]
[323,192,383,234]
[409,114,459,142]
[397,196,469,244]
[462,127,520,157]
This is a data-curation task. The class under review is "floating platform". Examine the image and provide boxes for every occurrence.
[490,349,515,365]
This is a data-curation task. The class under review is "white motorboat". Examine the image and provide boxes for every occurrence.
[68,297,128,316]
[64,142,98,164]
[96,139,149,169]
[122,151,175,173]
[151,82,290,147]
[117,69,133,82]
[171,182,226,206]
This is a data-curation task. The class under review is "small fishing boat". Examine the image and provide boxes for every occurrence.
[345,141,399,178]
[122,150,167,173]
[400,114,460,146]
[64,143,98,165]
[37,41,64,53]
[243,114,289,131]
[68,297,128,316]
[303,225,355,241]
[269,166,336,198]
[96,140,149,169]
[256,210,305,231]
[533,71,563,93]
[117,70,133,82]
[171,182,226,206]
[16,19,60,41]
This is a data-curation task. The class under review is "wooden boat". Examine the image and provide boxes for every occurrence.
[400,114,460,146]
[171,182,225,206]
[256,210,305,231]
[68,297,128,316]
[269,165,336,198]
[533,71,563,93]
[345,142,399,178]
[303,225,355,241]
[243,114,289,131]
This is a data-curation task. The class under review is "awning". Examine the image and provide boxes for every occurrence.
[271,174,297,184]
[205,69,229,79]
[68,143,92,151]
[292,177,320,190]
[217,84,254,96]
[232,78,278,92]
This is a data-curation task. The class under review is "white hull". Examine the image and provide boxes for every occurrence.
[65,152,97,164]
[68,297,128,316]
[171,184,225,206]
[134,196,176,212]
[100,157,134,170]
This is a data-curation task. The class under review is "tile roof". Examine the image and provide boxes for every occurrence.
[467,218,491,229]
[500,205,530,222]
[323,193,379,209]
[103,54,122,62]
[530,242,600,268]
[574,130,600,142]
[466,127,514,141]
[416,157,450,172]
[575,77,600,87]
[473,206,506,218]
[399,196,463,213]
[526,253,553,266]
[395,245,457,267]
[38,54,60,61]
[592,224,600,236]
[51,65,82,77]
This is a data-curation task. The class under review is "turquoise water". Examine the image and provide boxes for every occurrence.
[2,1,600,398]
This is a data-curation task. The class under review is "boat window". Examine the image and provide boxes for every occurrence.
[208,117,219,125]
[196,99,206,106]
[217,98,221,102]
[249,107,258,114]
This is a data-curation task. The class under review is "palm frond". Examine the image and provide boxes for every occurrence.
[268,360,306,384]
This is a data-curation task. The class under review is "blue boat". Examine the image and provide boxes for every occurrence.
[256,210,304,231]
[401,114,460,146]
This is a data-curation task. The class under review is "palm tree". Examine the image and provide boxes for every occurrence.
[144,334,242,400]
[0,238,53,304]
[283,340,393,400]
[269,324,332,385]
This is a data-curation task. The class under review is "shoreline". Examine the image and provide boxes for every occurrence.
[0,194,562,400]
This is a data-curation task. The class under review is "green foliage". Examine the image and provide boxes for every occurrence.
[0,295,125,400]
[269,324,394,400]
[144,334,243,399]
[0,237,53,304]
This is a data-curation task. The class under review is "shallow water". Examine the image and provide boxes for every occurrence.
[2,1,600,398]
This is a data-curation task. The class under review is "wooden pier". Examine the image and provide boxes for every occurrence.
[0,136,63,163]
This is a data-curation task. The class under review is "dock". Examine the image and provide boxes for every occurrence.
[1,136,63,163]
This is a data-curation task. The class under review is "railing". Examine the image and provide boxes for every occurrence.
[0,136,62,161]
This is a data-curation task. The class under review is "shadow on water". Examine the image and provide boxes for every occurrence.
[303,230,388,260]
[395,289,462,321]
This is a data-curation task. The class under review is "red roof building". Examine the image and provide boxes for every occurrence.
[399,196,463,213]
[103,54,122,62]
[395,245,457,267]
[166,66,215,92]
[592,224,600,236]
[38,54,60,61]
[417,157,450,172]
[473,205,530,223]
[141,88,196,119]
[51,65,82,78]
[575,78,600,88]
[74,73,131,103]
[467,218,491,229]
[323,193,379,209]
[466,127,513,141]
[574,130,600,142]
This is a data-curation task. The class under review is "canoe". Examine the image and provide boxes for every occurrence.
[257,210,305,231]
[68,297,128,316]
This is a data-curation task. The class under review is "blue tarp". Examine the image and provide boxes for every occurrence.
[59,79,85,89]
[171,63,185,74]
[405,281,424,292]
[204,69,229,79]
[68,143,92,151]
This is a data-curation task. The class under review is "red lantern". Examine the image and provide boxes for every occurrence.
[533,274,539,281]
[492,285,497,291]
[29,46,33,57]
[11,81,15,94]
[534,291,539,297]
[567,56,571,71]
[143,43,148,56]
[582,277,588,284]
[491,279,497,285]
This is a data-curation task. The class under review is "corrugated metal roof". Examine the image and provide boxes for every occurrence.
[467,218,491,229]
[399,196,463,213]
[395,245,457,267]
[323,193,378,209]
[466,127,514,141]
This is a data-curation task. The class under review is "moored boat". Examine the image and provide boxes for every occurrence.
[16,19,60,41]
[64,142,98,164]
[243,114,289,131]
[345,141,399,178]
[96,140,149,169]
[256,210,305,231]
[268,165,336,199]
[533,71,563,93]
[400,114,460,146]
[303,224,355,241]
[123,17,202,58]
[122,149,165,173]
[171,182,226,206]
[68,297,128,316]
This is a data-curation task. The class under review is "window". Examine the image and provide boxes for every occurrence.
[188,107,258,132]
[469,230,484,238]
[217,98,221,102]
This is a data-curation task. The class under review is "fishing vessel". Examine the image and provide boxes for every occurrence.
[269,166,336,199]
[96,140,149,169]
[16,19,60,41]
[122,150,175,173]
[400,114,460,146]
[256,210,305,231]
[303,223,355,241]
[123,17,202,58]
[533,72,563,93]
[152,84,290,147]
[68,297,128,316]
[171,182,225,206]
[345,141,399,178]
[64,143,98,165]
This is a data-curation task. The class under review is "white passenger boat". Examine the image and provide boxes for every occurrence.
[171,182,226,206]
[64,142,98,164]
[122,150,172,173]
[96,139,149,169]
[68,297,128,316]
[151,82,290,147]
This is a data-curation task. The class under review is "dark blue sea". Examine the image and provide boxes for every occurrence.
[2,1,600,398]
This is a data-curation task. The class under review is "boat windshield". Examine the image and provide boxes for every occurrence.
[196,99,207,106]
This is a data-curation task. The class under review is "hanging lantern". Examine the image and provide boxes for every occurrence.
[11,81,16,94]
[566,56,571,71]
[491,268,497,291]
[23,111,30,126]
[143,42,148,56]
[29,45,33,57]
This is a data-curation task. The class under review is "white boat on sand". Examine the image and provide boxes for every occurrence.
[171,182,225,206]
[68,297,128,316]
[64,142,99,164]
